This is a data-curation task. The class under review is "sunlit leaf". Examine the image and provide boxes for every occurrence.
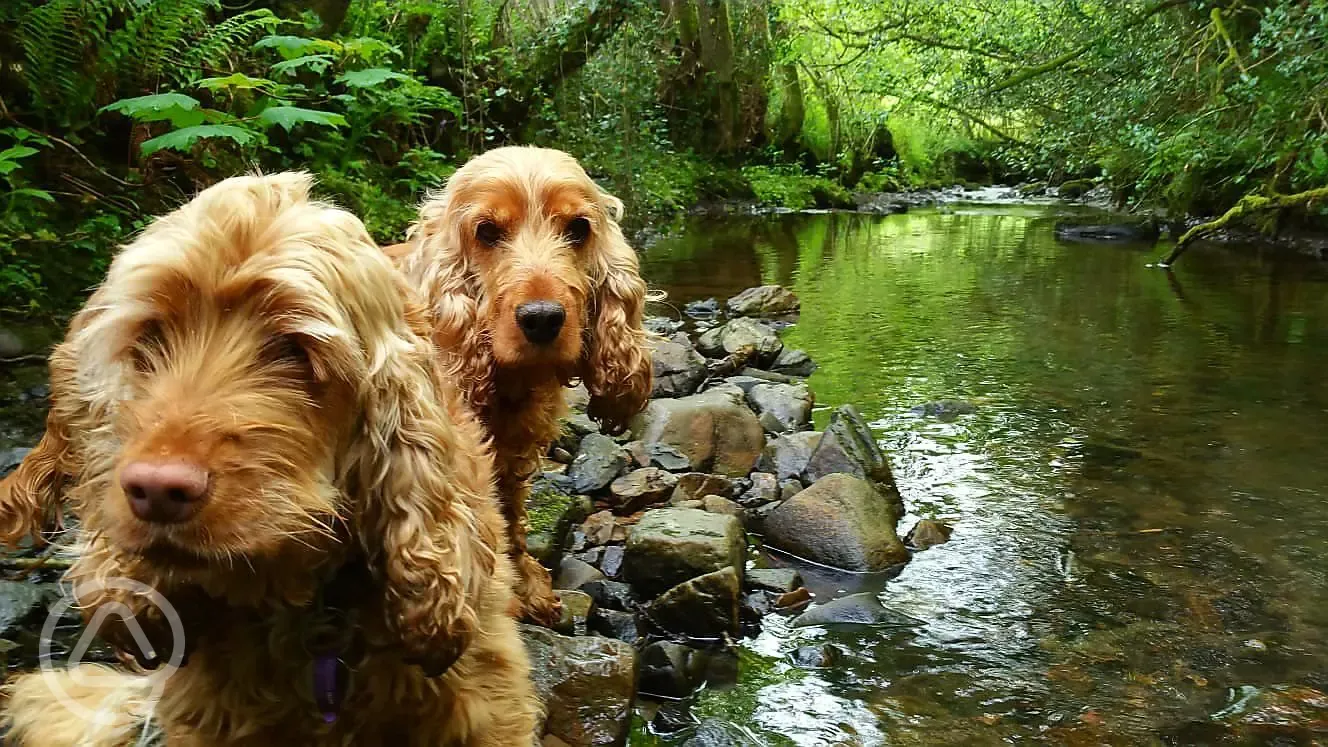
[257,106,348,132]
[139,125,257,156]
[336,68,410,88]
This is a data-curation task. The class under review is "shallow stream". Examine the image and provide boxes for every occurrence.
[636,203,1328,745]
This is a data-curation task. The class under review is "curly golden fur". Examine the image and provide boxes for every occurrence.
[0,173,539,745]
[395,147,652,626]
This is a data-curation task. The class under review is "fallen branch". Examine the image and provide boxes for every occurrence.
[1159,186,1328,266]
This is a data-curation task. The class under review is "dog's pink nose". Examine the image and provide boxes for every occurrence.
[120,461,210,524]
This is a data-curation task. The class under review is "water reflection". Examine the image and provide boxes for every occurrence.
[640,207,1328,744]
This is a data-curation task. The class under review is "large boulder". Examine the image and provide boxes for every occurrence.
[761,473,907,572]
[522,625,638,747]
[746,382,812,434]
[631,385,764,477]
[757,432,821,482]
[647,566,740,638]
[568,434,628,494]
[649,337,707,399]
[802,405,898,497]
[726,285,800,317]
[696,318,783,364]
[624,508,745,598]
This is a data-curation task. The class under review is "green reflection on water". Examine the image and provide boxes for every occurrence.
[638,207,1328,745]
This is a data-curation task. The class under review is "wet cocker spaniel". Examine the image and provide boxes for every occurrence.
[393,147,652,626]
[0,173,538,745]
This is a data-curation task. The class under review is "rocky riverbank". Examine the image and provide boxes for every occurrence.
[517,283,958,745]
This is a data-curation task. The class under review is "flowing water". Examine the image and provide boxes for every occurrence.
[634,204,1328,745]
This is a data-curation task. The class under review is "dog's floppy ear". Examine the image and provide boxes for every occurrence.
[404,196,496,408]
[0,338,81,546]
[583,190,652,435]
[352,314,500,672]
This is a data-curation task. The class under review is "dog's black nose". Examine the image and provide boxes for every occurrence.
[515,301,566,345]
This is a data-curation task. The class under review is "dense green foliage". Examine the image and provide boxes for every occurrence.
[1,0,1325,314]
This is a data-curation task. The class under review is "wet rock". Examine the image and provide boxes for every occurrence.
[650,337,707,399]
[721,375,767,396]
[647,566,741,638]
[726,285,800,317]
[778,479,802,500]
[522,624,638,747]
[600,545,625,578]
[774,587,812,613]
[757,432,821,482]
[608,468,679,514]
[682,720,750,747]
[1210,684,1328,742]
[0,580,51,636]
[624,508,746,598]
[743,590,774,618]
[1054,221,1159,243]
[627,442,692,472]
[789,643,843,669]
[565,383,591,413]
[588,608,642,645]
[550,447,574,464]
[695,318,783,364]
[639,641,697,698]
[802,405,899,494]
[631,385,764,477]
[554,590,595,636]
[906,519,953,550]
[644,316,685,336]
[684,298,721,319]
[701,495,742,518]
[670,473,736,503]
[770,348,816,377]
[791,592,921,628]
[909,399,978,421]
[1,447,32,477]
[580,579,636,612]
[580,510,631,546]
[569,434,628,494]
[674,499,704,510]
[746,568,803,594]
[576,547,605,566]
[556,556,605,591]
[746,382,812,434]
[762,473,908,572]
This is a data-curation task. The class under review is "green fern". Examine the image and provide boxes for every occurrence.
[182,9,282,84]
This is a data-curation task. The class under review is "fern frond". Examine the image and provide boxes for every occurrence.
[180,9,282,84]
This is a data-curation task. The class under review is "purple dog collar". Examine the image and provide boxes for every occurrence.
[314,653,341,723]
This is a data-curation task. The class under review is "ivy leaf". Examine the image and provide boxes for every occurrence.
[101,93,205,127]
[198,73,277,91]
[253,35,341,60]
[257,106,347,132]
[336,68,410,88]
[271,55,335,77]
[139,125,257,156]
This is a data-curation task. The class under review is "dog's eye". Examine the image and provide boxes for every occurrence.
[475,220,504,247]
[564,217,591,246]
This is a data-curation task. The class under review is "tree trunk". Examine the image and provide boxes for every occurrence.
[767,8,803,153]
[695,0,740,152]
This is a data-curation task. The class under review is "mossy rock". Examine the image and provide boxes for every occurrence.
[526,477,592,565]
[1058,178,1097,200]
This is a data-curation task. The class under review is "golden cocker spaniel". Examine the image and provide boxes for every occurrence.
[0,173,539,745]
[394,147,653,626]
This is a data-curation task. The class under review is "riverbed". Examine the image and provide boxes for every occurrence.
[635,203,1328,744]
